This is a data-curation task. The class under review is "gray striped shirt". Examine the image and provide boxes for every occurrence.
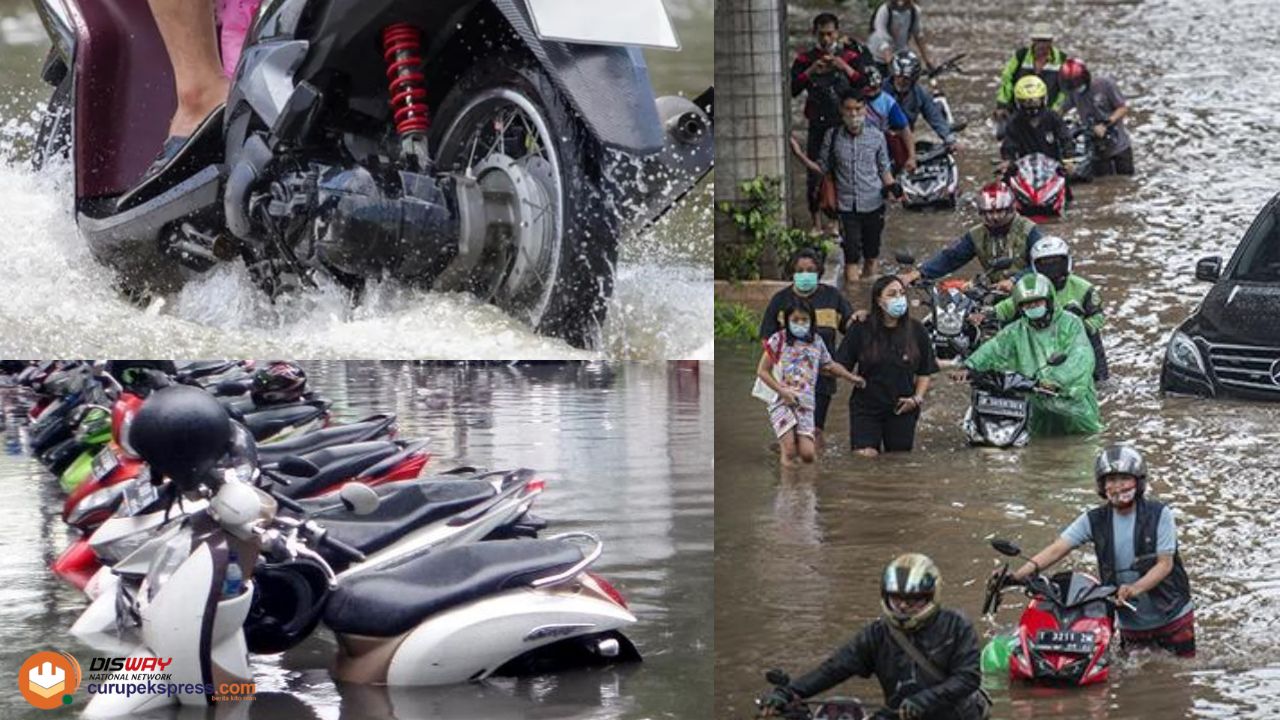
[818,124,891,213]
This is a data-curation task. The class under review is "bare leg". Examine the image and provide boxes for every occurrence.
[862,258,878,280]
[148,0,230,139]
[844,264,860,286]
[855,447,879,457]
[797,436,816,463]
[779,431,799,466]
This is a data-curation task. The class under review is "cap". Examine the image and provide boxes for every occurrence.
[1029,23,1054,41]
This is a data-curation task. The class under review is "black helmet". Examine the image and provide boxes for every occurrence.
[1094,444,1148,500]
[251,361,308,405]
[130,385,234,491]
[244,556,331,654]
[890,50,923,85]
[860,66,884,98]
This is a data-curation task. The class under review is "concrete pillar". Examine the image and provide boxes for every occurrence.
[714,0,789,279]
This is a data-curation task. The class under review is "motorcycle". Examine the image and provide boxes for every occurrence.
[901,54,967,210]
[982,538,1140,686]
[1004,153,1069,222]
[31,0,714,349]
[960,353,1066,448]
[81,465,635,716]
[755,669,892,720]
[895,253,1013,362]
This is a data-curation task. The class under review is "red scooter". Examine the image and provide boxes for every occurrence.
[983,538,1137,686]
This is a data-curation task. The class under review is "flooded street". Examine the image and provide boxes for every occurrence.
[0,0,712,360]
[718,0,1280,717]
[0,361,712,720]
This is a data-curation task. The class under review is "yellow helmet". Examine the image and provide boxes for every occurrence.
[1014,75,1048,105]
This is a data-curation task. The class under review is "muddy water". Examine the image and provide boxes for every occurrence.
[718,0,1280,717]
[0,0,712,360]
[0,361,712,720]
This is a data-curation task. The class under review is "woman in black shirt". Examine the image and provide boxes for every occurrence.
[837,275,939,455]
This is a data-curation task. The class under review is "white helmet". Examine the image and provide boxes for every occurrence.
[1030,235,1072,275]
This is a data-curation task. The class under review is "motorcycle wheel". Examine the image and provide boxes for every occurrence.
[431,54,619,349]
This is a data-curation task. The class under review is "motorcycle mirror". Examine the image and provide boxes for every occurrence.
[338,483,381,516]
[1046,353,1068,367]
[895,251,916,266]
[991,538,1022,557]
[764,669,791,687]
[278,455,320,478]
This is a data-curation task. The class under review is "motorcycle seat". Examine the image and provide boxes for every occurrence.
[274,441,404,498]
[313,480,497,557]
[176,360,239,379]
[234,402,328,440]
[258,414,395,462]
[324,539,583,637]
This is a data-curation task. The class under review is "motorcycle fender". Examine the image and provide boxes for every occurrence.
[488,0,664,154]
[141,542,217,705]
[366,588,635,686]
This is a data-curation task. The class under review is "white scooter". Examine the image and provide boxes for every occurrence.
[83,471,636,717]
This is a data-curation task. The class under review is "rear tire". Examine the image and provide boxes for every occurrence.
[431,54,619,349]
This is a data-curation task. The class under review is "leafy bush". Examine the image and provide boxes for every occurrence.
[714,299,760,342]
[716,176,830,282]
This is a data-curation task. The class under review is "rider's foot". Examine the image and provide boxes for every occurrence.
[169,76,230,140]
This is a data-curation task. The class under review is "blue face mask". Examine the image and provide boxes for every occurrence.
[789,321,811,339]
[885,296,909,318]
[1023,305,1048,321]
[793,272,819,293]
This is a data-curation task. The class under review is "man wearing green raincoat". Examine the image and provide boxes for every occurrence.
[963,273,1102,435]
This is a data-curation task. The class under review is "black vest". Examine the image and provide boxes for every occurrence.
[1087,499,1192,622]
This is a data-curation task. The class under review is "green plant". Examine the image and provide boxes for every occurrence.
[716,176,830,282]
[714,299,760,342]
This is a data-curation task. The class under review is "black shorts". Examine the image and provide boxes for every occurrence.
[849,405,920,452]
[839,208,885,264]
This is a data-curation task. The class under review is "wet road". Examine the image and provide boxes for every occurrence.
[0,361,712,720]
[0,0,712,360]
[719,0,1280,718]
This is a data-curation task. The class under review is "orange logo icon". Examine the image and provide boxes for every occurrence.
[18,650,82,710]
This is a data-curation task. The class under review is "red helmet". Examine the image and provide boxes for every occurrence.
[251,361,308,405]
[976,182,1015,231]
[1060,57,1090,91]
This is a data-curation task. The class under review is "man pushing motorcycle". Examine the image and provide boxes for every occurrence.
[1004,445,1197,657]
[758,554,989,720]
[954,273,1102,436]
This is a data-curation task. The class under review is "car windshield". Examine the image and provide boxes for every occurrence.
[1231,204,1280,282]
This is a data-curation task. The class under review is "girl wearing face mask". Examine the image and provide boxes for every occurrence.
[760,248,854,446]
[836,275,938,455]
[758,299,865,466]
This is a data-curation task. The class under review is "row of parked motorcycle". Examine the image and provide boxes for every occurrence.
[6,360,640,717]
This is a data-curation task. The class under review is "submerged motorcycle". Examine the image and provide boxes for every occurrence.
[895,253,1012,362]
[961,353,1066,448]
[982,538,1139,686]
[33,0,714,348]
[901,54,966,210]
[1004,153,1069,222]
[755,669,892,720]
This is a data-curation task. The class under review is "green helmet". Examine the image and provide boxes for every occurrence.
[1012,272,1053,306]
[880,553,941,631]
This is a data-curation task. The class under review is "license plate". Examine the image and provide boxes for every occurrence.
[121,477,159,516]
[90,447,120,482]
[1033,630,1095,654]
[527,0,679,49]
[976,393,1027,419]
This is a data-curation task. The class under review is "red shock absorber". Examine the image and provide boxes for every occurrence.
[381,23,430,138]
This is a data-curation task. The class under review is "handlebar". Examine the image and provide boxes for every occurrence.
[322,533,367,563]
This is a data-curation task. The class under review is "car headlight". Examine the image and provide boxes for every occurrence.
[1166,331,1206,375]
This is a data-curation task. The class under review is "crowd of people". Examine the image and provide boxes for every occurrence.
[752,4,1191,718]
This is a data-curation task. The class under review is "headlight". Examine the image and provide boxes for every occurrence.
[146,526,194,602]
[66,485,126,526]
[937,308,965,335]
[1166,331,1206,375]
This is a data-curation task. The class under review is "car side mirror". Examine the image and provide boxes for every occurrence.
[1195,256,1221,282]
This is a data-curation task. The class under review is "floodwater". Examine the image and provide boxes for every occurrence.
[0,0,712,360]
[0,361,713,720]
[717,0,1280,718]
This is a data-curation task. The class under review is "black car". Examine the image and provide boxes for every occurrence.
[1161,193,1280,399]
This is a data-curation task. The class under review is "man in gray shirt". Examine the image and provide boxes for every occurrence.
[871,0,933,71]
[1007,445,1196,656]
[1060,57,1133,176]
[792,89,903,283]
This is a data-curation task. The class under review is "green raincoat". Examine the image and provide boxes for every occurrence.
[964,309,1102,436]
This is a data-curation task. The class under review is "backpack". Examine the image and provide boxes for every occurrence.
[869,3,919,36]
